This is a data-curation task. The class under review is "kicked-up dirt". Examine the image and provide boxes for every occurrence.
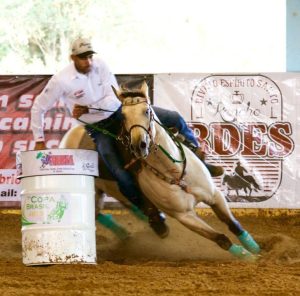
[1,209,300,296]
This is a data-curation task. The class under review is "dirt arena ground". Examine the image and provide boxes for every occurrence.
[1,209,300,296]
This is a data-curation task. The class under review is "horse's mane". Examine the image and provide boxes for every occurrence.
[118,90,147,100]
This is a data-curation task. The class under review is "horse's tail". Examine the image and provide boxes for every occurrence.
[246,176,260,190]
[253,180,260,190]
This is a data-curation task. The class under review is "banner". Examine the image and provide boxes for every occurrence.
[0,75,74,207]
[154,73,300,208]
[1,73,300,208]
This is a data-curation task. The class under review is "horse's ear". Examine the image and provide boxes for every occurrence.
[111,85,122,102]
[140,81,149,99]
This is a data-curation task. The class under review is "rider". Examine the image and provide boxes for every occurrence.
[31,37,224,237]
[234,161,248,180]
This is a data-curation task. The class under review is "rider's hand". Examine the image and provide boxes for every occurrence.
[34,141,46,150]
[72,104,89,119]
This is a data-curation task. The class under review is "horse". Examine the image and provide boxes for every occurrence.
[222,174,260,198]
[60,82,261,261]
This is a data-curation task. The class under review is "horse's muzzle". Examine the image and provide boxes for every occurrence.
[130,140,149,158]
[130,132,150,158]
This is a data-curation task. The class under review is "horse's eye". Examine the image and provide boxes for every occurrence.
[145,108,150,116]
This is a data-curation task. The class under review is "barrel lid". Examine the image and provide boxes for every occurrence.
[16,149,99,178]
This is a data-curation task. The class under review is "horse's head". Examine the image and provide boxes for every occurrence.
[222,174,229,185]
[113,81,155,159]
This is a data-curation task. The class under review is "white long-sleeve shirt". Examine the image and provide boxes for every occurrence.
[31,57,121,141]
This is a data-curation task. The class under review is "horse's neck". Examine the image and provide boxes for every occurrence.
[154,122,174,146]
[147,122,183,169]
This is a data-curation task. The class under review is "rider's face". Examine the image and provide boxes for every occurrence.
[71,54,93,74]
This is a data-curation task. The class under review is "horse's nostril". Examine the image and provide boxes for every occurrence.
[140,141,146,149]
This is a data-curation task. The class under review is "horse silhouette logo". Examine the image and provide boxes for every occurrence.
[222,161,261,202]
[191,74,295,202]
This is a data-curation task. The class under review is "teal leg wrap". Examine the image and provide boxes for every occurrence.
[129,205,148,222]
[228,244,257,261]
[97,213,129,240]
[238,231,260,254]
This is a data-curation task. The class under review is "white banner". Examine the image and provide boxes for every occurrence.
[0,169,20,202]
[154,73,300,208]
[17,149,99,178]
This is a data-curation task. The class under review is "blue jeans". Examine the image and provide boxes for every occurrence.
[85,106,198,203]
[153,106,198,147]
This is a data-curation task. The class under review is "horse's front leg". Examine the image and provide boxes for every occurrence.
[248,188,252,197]
[174,210,231,249]
[174,210,255,261]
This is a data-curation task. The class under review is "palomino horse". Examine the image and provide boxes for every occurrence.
[222,174,260,198]
[60,82,261,261]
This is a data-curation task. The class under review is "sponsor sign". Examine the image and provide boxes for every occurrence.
[22,193,70,225]
[0,169,21,202]
[17,149,99,177]
[21,192,90,226]
[154,73,300,208]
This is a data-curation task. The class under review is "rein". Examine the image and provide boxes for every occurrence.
[77,106,119,139]
[154,118,186,164]
[78,119,118,139]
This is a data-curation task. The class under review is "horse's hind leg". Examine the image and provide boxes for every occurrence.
[209,190,260,254]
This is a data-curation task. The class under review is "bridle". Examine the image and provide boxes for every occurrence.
[122,97,155,153]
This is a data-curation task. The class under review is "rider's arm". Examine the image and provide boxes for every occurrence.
[31,75,64,146]
[87,59,120,113]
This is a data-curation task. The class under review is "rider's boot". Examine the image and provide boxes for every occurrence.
[145,202,169,239]
[133,195,169,238]
[193,147,224,177]
[183,140,224,177]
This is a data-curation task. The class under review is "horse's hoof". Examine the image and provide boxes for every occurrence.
[149,220,170,238]
[229,244,257,262]
[113,227,131,241]
[238,231,261,254]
